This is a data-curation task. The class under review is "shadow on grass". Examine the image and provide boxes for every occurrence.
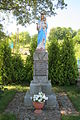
[0,113,16,120]
[0,85,29,113]
[0,90,16,113]
[0,85,29,120]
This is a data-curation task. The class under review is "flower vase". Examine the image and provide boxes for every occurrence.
[33,102,44,114]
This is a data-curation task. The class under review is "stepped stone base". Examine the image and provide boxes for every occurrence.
[24,50,59,109]
[24,91,59,109]
[30,80,52,95]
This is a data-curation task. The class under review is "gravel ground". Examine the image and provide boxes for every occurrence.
[4,92,78,120]
[57,92,79,115]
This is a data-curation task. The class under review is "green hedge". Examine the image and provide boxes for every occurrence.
[48,32,78,85]
[0,40,12,84]
[0,33,78,85]
[48,39,60,84]
[0,40,26,84]
[11,54,25,84]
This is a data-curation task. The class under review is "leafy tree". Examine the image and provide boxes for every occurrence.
[48,27,77,41]
[0,0,67,25]
[0,23,5,40]
[9,32,31,45]
[19,32,31,44]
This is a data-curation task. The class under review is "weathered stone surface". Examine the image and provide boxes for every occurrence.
[77,67,80,87]
[33,50,48,61]
[33,76,48,82]
[34,60,48,76]
[24,49,59,109]
[24,91,59,109]
[30,81,52,95]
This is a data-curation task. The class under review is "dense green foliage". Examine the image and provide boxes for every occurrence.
[73,30,80,58]
[0,40,25,84]
[60,36,78,85]
[0,0,67,25]
[10,32,31,45]
[48,27,78,85]
[25,34,37,84]
[48,39,60,84]
[0,27,79,85]
[0,24,5,40]
[0,40,12,84]
[48,27,77,41]
[11,54,25,84]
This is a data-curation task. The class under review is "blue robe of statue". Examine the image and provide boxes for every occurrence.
[37,19,48,49]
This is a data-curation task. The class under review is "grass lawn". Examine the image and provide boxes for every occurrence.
[0,85,29,120]
[0,90,16,113]
[0,113,16,120]
[62,115,80,120]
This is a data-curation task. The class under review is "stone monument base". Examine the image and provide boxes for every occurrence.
[24,90,59,109]
[24,50,59,109]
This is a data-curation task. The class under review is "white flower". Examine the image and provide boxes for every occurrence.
[31,92,48,102]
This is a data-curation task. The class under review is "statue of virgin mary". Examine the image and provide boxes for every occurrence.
[36,13,48,50]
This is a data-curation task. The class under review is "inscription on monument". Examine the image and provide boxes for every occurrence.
[35,61,47,76]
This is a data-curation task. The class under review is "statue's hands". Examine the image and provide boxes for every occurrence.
[42,39,45,44]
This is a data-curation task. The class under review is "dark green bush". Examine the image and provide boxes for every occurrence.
[0,85,4,99]
[0,40,25,84]
[60,36,78,85]
[48,39,61,84]
[0,40,12,84]
[11,54,25,84]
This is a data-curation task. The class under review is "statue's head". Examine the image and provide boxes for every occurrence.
[41,13,44,20]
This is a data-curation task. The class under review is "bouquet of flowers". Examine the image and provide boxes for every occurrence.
[30,92,48,103]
